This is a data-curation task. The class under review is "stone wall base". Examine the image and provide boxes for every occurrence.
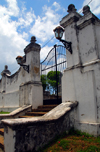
[19,81,43,109]
[75,121,100,136]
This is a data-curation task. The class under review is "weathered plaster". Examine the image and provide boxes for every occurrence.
[0,36,43,109]
[0,105,32,127]
[2,101,78,152]
[61,4,100,135]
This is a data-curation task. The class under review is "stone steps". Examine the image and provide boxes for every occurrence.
[0,129,4,136]
[0,104,58,151]
[32,108,54,112]
[20,104,58,118]
[0,148,3,152]
[19,115,34,118]
[25,111,47,116]
[0,129,4,151]
[38,105,58,109]
[0,134,4,152]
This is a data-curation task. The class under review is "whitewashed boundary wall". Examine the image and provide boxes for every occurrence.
[0,36,43,111]
[61,4,100,135]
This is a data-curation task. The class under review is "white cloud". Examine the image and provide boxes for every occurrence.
[22,32,29,39]
[17,8,36,28]
[6,0,19,16]
[83,0,100,15]
[53,2,61,11]
[30,4,61,42]
[0,0,29,71]
[40,46,52,62]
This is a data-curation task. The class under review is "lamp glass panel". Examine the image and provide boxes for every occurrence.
[55,32,58,38]
[16,58,22,64]
[59,32,63,38]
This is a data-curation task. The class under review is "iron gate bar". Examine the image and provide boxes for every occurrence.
[41,45,67,104]
[41,60,66,71]
[41,45,66,64]
[54,45,58,101]
[42,53,66,69]
[41,47,55,64]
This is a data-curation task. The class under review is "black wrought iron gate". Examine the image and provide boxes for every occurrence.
[41,45,67,104]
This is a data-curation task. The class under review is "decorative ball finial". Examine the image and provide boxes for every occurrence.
[30,36,36,43]
[5,65,8,70]
[67,4,77,13]
[1,65,11,76]
[83,5,91,15]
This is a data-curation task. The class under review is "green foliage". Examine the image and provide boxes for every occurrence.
[96,136,100,143]
[0,111,10,114]
[58,139,70,150]
[68,128,93,137]
[41,74,48,91]
[47,71,61,94]
[85,145,100,152]
[41,71,62,94]
[77,146,100,152]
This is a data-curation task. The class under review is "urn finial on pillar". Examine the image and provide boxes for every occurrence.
[1,65,11,76]
[83,5,91,15]
[30,36,36,43]
[67,4,77,13]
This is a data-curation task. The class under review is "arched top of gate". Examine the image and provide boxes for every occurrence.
[41,45,66,64]
[41,45,67,72]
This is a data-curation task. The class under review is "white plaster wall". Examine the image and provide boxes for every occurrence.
[5,68,28,93]
[1,76,6,92]
[61,5,100,134]
[19,83,43,109]
[4,127,16,152]
[26,51,40,82]
[0,91,19,107]
[32,84,43,108]
[0,93,4,107]
[74,69,97,123]
[64,22,80,68]
[62,69,76,101]
[93,63,100,122]
[75,121,99,136]
[95,24,100,58]
[78,24,98,64]
[0,80,2,92]
[62,67,97,123]
[2,49,41,94]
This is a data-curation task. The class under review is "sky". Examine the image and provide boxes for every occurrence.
[0,0,100,78]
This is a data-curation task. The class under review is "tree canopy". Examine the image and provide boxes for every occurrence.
[47,71,61,94]
[41,71,62,94]
[41,74,48,91]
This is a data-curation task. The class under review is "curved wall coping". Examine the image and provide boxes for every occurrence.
[2,101,78,127]
[0,105,32,119]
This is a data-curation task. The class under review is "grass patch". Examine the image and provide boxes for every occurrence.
[40,128,100,152]
[58,139,70,150]
[0,111,10,114]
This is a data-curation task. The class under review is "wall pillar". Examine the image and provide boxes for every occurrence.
[60,4,100,135]
[19,36,43,109]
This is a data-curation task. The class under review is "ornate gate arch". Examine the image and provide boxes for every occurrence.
[41,45,67,104]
